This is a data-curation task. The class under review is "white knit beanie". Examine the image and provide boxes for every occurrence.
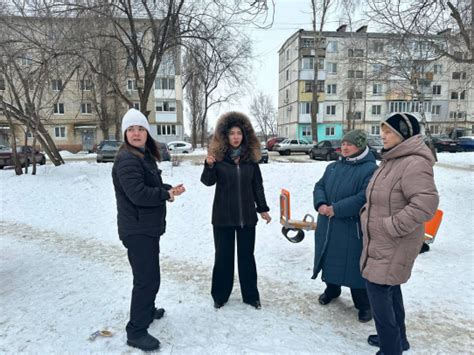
[121,108,151,135]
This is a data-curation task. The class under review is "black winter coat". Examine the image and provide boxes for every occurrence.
[201,156,269,227]
[112,149,172,239]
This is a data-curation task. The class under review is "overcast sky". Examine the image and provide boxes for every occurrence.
[199,0,367,132]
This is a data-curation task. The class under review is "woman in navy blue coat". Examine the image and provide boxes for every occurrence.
[312,130,377,322]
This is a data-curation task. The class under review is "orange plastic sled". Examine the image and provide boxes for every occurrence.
[280,189,316,243]
[424,209,443,244]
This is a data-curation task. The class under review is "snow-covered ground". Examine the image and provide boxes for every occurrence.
[0,153,473,354]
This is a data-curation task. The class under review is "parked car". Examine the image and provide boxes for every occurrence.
[157,142,171,161]
[259,144,269,163]
[266,137,287,151]
[96,140,122,163]
[430,135,460,153]
[167,141,193,154]
[458,136,474,152]
[309,140,342,161]
[0,146,46,169]
[273,138,313,155]
[367,136,383,160]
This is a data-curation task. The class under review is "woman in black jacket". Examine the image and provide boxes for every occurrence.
[112,108,185,351]
[201,112,271,310]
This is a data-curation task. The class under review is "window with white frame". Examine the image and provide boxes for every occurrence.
[373,42,384,53]
[451,90,466,100]
[325,126,335,136]
[156,100,176,112]
[302,126,311,137]
[327,84,337,94]
[348,70,364,79]
[127,79,138,91]
[317,80,325,93]
[286,69,289,81]
[300,102,311,114]
[431,105,441,115]
[286,49,290,61]
[318,58,325,70]
[51,79,62,91]
[20,55,32,65]
[132,102,140,110]
[81,102,92,114]
[429,125,439,134]
[432,85,441,95]
[54,126,66,138]
[327,62,337,74]
[156,124,176,136]
[371,125,380,135]
[304,82,312,93]
[372,64,383,74]
[53,103,64,114]
[433,64,442,74]
[355,91,363,99]
[372,105,382,115]
[348,49,364,57]
[80,79,92,91]
[372,84,382,95]
[326,105,336,115]
[155,77,175,90]
[354,112,362,120]
[452,72,467,80]
[302,38,314,48]
[327,41,338,53]
[301,57,314,70]
[449,111,466,119]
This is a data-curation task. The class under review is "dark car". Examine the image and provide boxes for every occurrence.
[367,136,383,160]
[266,137,287,151]
[457,136,474,152]
[96,140,122,163]
[309,140,341,161]
[157,142,171,161]
[430,135,460,153]
[259,145,269,163]
[0,146,46,169]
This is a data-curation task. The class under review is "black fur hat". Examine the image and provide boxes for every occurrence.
[382,112,420,140]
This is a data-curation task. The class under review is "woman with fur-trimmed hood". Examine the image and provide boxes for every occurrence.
[201,111,271,310]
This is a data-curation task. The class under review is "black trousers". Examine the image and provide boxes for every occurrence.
[366,280,407,355]
[212,226,259,304]
[122,235,161,340]
[324,282,371,310]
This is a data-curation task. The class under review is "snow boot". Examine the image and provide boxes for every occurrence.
[214,301,225,309]
[419,242,430,254]
[318,292,339,305]
[368,334,410,351]
[358,309,373,323]
[244,300,262,309]
[127,333,160,351]
[154,308,165,320]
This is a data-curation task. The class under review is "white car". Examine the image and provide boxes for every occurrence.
[167,141,194,154]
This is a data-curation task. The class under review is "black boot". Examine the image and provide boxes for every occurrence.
[244,300,262,309]
[368,334,410,351]
[214,301,225,309]
[154,308,165,319]
[318,292,339,305]
[127,333,161,351]
[358,309,373,323]
[419,242,430,254]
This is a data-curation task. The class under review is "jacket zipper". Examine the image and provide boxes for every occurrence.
[356,221,360,240]
[236,163,244,228]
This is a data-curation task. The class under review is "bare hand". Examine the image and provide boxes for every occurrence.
[260,212,272,224]
[206,155,216,166]
[326,206,335,218]
[168,190,175,202]
[171,184,186,196]
[318,204,328,215]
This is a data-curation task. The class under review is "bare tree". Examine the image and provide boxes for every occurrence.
[250,92,277,141]
[366,0,473,64]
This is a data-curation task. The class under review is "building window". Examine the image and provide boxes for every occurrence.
[372,64,383,74]
[429,125,439,134]
[432,85,441,95]
[20,55,32,65]
[285,89,289,101]
[302,38,314,48]
[155,77,175,90]
[53,103,64,115]
[300,102,312,114]
[327,41,338,53]
[80,80,92,91]
[373,42,384,53]
[304,82,312,93]
[286,49,290,61]
[327,84,337,94]
[372,84,382,95]
[132,102,140,110]
[355,91,363,99]
[80,102,92,114]
[51,79,62,91]
[286,69,289,81]
[371,125,380,135]
[54,126,66,138]
[348,70,364,79]
[302,126,311,137]
[317,80,325,93]
[433,64,442,74]
[318,58,325,70]
[431,105,441,115]
[302,57,314,70]
[348,49,364,57]
[354,111,362,120]
[452,72,467,80]
[451,90,466,100]
[326,105,336,115]
[327,62,337,74]
[372,105,382,115]
[157,124,176,136]
[325,126,335,136]
[156,100,176,112]
[127,79,138,91]
[450,111,466,119]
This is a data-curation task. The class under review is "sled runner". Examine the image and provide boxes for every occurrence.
[424,209,443,244]
[280,189,316,243]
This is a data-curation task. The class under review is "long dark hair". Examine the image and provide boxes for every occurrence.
[120,132,161,161]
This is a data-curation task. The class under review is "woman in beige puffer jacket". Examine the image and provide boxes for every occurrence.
[360,112,439,355]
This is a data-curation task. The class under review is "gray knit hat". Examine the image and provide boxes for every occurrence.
[342,130,367,150]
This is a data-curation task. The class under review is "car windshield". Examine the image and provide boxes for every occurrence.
[102,141,121,149]
[367,137,382,146]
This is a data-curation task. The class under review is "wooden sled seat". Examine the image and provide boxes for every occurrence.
[280,189,316,231]
[424,209,443,244]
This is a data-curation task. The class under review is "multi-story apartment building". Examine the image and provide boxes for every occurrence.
[0,18,184,152]
[278,27,473,141]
